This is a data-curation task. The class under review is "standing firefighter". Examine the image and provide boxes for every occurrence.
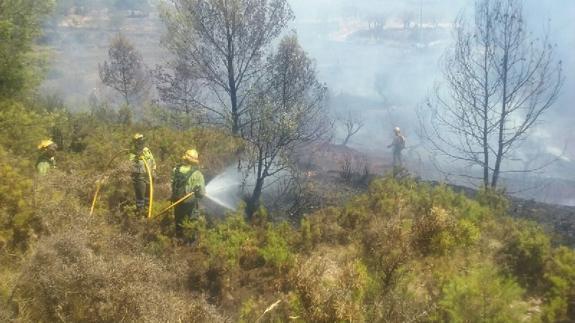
[36,140,58,175]
[388,127,406,168]
[171,149,205,239]
[129,133,156,212]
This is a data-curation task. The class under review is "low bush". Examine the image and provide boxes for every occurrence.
[542,246,575,322]
[13,227,226,322]
[436,265,531,322]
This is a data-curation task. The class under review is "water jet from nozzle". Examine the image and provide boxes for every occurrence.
[205,166,243,211]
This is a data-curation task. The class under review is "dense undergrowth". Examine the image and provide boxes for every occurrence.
[0,100,574,322]
[1,1,573,321]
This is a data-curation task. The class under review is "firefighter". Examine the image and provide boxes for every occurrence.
[36,139,58,175]
[387,127,406,168]
[129,133,156,212]
[171,149,205,239]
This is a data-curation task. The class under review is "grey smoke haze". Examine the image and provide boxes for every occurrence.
[288,0,575,201]
[42,0,575,202]
[290,0,574,154]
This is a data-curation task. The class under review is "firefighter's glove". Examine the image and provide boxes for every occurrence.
[193,186,204,198]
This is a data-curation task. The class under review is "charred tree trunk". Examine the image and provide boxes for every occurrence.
[246,148,265,219]
[342,133,352,146]
[247,177,264,220]
[492,32,510,188]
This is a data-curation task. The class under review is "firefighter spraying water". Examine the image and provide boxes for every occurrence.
[88,135,242,239]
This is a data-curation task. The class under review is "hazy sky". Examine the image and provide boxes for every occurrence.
[43,0,574,173]
[40,0,574,203]
[288,0,575,159]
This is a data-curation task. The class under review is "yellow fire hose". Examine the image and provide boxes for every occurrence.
[88,148,130,216]
[89,179,103,216]
[143,159,154,218]
[153,191,195,218]
[90,159,153,217]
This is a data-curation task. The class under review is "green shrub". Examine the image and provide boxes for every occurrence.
[201,215,256,271]
[542,246,575,322]
[437,266,531,322]
[0,147,36,251]
[476,187,509,217]
[412,206,480,256]
[501,220,551,292]
[0,100,52,156]
[259,224,294,272]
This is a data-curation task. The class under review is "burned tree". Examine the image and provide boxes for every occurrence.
[154,61,204,127]
[161,0,294,135]
[99,33,149,107]
[338,110,364,146]
[419,0,563,188]
[241,35,328,218]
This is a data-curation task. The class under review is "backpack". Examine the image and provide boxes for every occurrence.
[399,135,406,150]
[172,166,196,199]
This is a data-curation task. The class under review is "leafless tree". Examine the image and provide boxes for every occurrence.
[99,33,150,107]
[418,0,563,188]
[241,35,328,218]
[338,110,364,146]
[160,0,294,135]
[153,60,206,127]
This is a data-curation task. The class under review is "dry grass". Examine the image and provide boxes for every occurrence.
[6,170,227,322]
[13,226,227,322]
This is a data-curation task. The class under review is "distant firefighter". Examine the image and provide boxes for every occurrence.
[171,149,205,239]
[36,139,58,175]
[387,127,406,168]
[129,133,156,212]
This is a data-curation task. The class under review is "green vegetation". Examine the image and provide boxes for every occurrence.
[0,0,54,98]
[3,125,574,321]
[0,0,574,321]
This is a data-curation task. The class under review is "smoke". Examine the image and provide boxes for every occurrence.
[42,0,575,203]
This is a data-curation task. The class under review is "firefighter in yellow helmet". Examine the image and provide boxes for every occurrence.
[171,149,205,239]
[129,133,156,212]
[36,139,58,176]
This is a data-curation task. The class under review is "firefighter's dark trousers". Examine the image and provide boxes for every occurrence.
[132,175,150,211]
[174,202,199,239]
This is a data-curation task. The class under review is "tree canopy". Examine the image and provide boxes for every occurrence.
[0,0,54,98]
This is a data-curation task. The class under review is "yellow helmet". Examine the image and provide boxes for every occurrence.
[38,139,55,150]
[182,149,199,164]
[133,133,144,141]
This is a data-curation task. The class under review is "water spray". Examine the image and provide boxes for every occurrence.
[151,168,241,218]
[204,167,243,211]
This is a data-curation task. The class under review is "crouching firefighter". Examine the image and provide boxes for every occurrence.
[129,133,156,213]
[171,149,205,239]
[36,139,58,176]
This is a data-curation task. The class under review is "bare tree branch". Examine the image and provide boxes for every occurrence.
[240,34,329,218]
[160,0,294,135]
[418,0,563,189]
